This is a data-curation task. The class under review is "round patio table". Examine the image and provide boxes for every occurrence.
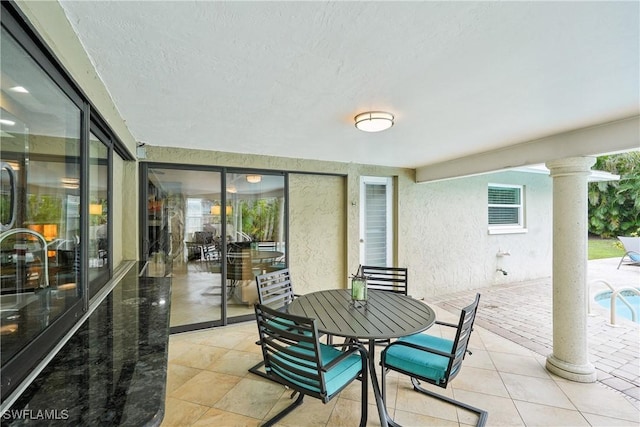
[287,289,435,343]
[287,289,436,427]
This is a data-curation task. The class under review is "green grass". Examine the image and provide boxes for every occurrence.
[588,238,624,260]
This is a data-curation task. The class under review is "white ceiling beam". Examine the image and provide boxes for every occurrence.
[416,115,640,183]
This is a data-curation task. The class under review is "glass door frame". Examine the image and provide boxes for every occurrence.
[140,163,288,333]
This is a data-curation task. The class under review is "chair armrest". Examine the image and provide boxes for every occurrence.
[382,340,453,361]
[435,320,457,328]
[321,342,367,372]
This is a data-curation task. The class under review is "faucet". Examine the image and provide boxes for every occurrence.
[496,268,508,276]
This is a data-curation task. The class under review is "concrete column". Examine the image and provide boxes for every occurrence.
[545,156,597,382]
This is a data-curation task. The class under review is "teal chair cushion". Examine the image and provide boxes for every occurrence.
[270,343,362,396]
[384,333,453,384]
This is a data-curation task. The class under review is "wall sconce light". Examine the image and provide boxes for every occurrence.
[246,174,262,184]
[354,111,394,132]
[90,204,103,215]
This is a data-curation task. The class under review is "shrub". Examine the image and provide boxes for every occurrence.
[588,152,640,238]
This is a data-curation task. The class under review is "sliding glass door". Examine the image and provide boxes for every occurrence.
[141,165,286,332]
[225,172,286,308]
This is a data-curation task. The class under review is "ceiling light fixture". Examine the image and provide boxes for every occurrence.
[246,174,262,184]
[354,111,394,132]
[0,119,16,126]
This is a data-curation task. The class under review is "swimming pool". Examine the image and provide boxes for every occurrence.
[595,288,640,324]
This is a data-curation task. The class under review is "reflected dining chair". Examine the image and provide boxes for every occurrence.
[255,268,297,310]
[380,293,487,427]
[254,303,368,427]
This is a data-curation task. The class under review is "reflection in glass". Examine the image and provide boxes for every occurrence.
[146,168,224,327]
[88,135,109,295]
[145,168,287,330]
[0,27,81,366]
[225,173,286,306]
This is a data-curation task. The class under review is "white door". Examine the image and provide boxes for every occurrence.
[359,176,393,267]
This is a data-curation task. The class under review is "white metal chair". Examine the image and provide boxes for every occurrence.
[617,236,640,269]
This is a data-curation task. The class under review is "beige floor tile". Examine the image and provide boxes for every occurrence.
[338,372,399,411]
[451,366,510,398]
[170,370,241,407]
[233,335,263,353]
[452,389,524,427]
[168,341,229,369]
[263,393,337,427]
[161,397,209,426]
[167,338,191,361]
[581,411,640,426]
[394,381,458,422]
[165,364,202,395]
[475,329,535,356]
[214,377,288,419]
[327,397,368,426]
[392,409,459,427]
[336,376,368,402]
[489,351,552,379]
[186,329,254,349]
[500,372,574,410]
[191,407,261,426]
[513,400,589,426]
[461,348,495,371]
[554,379,640,422]
[206,348,263,377]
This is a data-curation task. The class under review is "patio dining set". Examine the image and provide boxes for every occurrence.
[248,266,488,427]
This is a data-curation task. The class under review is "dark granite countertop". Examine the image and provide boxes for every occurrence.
[3,265,171,426]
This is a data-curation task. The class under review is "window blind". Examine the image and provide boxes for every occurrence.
[488,185,522,227]
[365,183,387,266]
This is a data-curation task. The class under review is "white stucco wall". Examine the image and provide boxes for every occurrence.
[399,170,552,299]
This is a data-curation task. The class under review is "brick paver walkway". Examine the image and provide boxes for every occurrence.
[428,258,639,404]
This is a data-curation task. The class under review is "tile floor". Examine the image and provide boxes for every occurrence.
[162,299,640,426]
[430,258,640,403]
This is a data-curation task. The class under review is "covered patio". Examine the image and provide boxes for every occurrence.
[162,258,639,426]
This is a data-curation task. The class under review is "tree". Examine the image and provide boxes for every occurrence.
[588,152,640,238]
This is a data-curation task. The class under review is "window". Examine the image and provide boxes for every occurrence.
[488,184,526,234]
[88,132,110,296]
[1,2,131,401]
[1,22,84,399]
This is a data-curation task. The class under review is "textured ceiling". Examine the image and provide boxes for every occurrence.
[58,1,639,169]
